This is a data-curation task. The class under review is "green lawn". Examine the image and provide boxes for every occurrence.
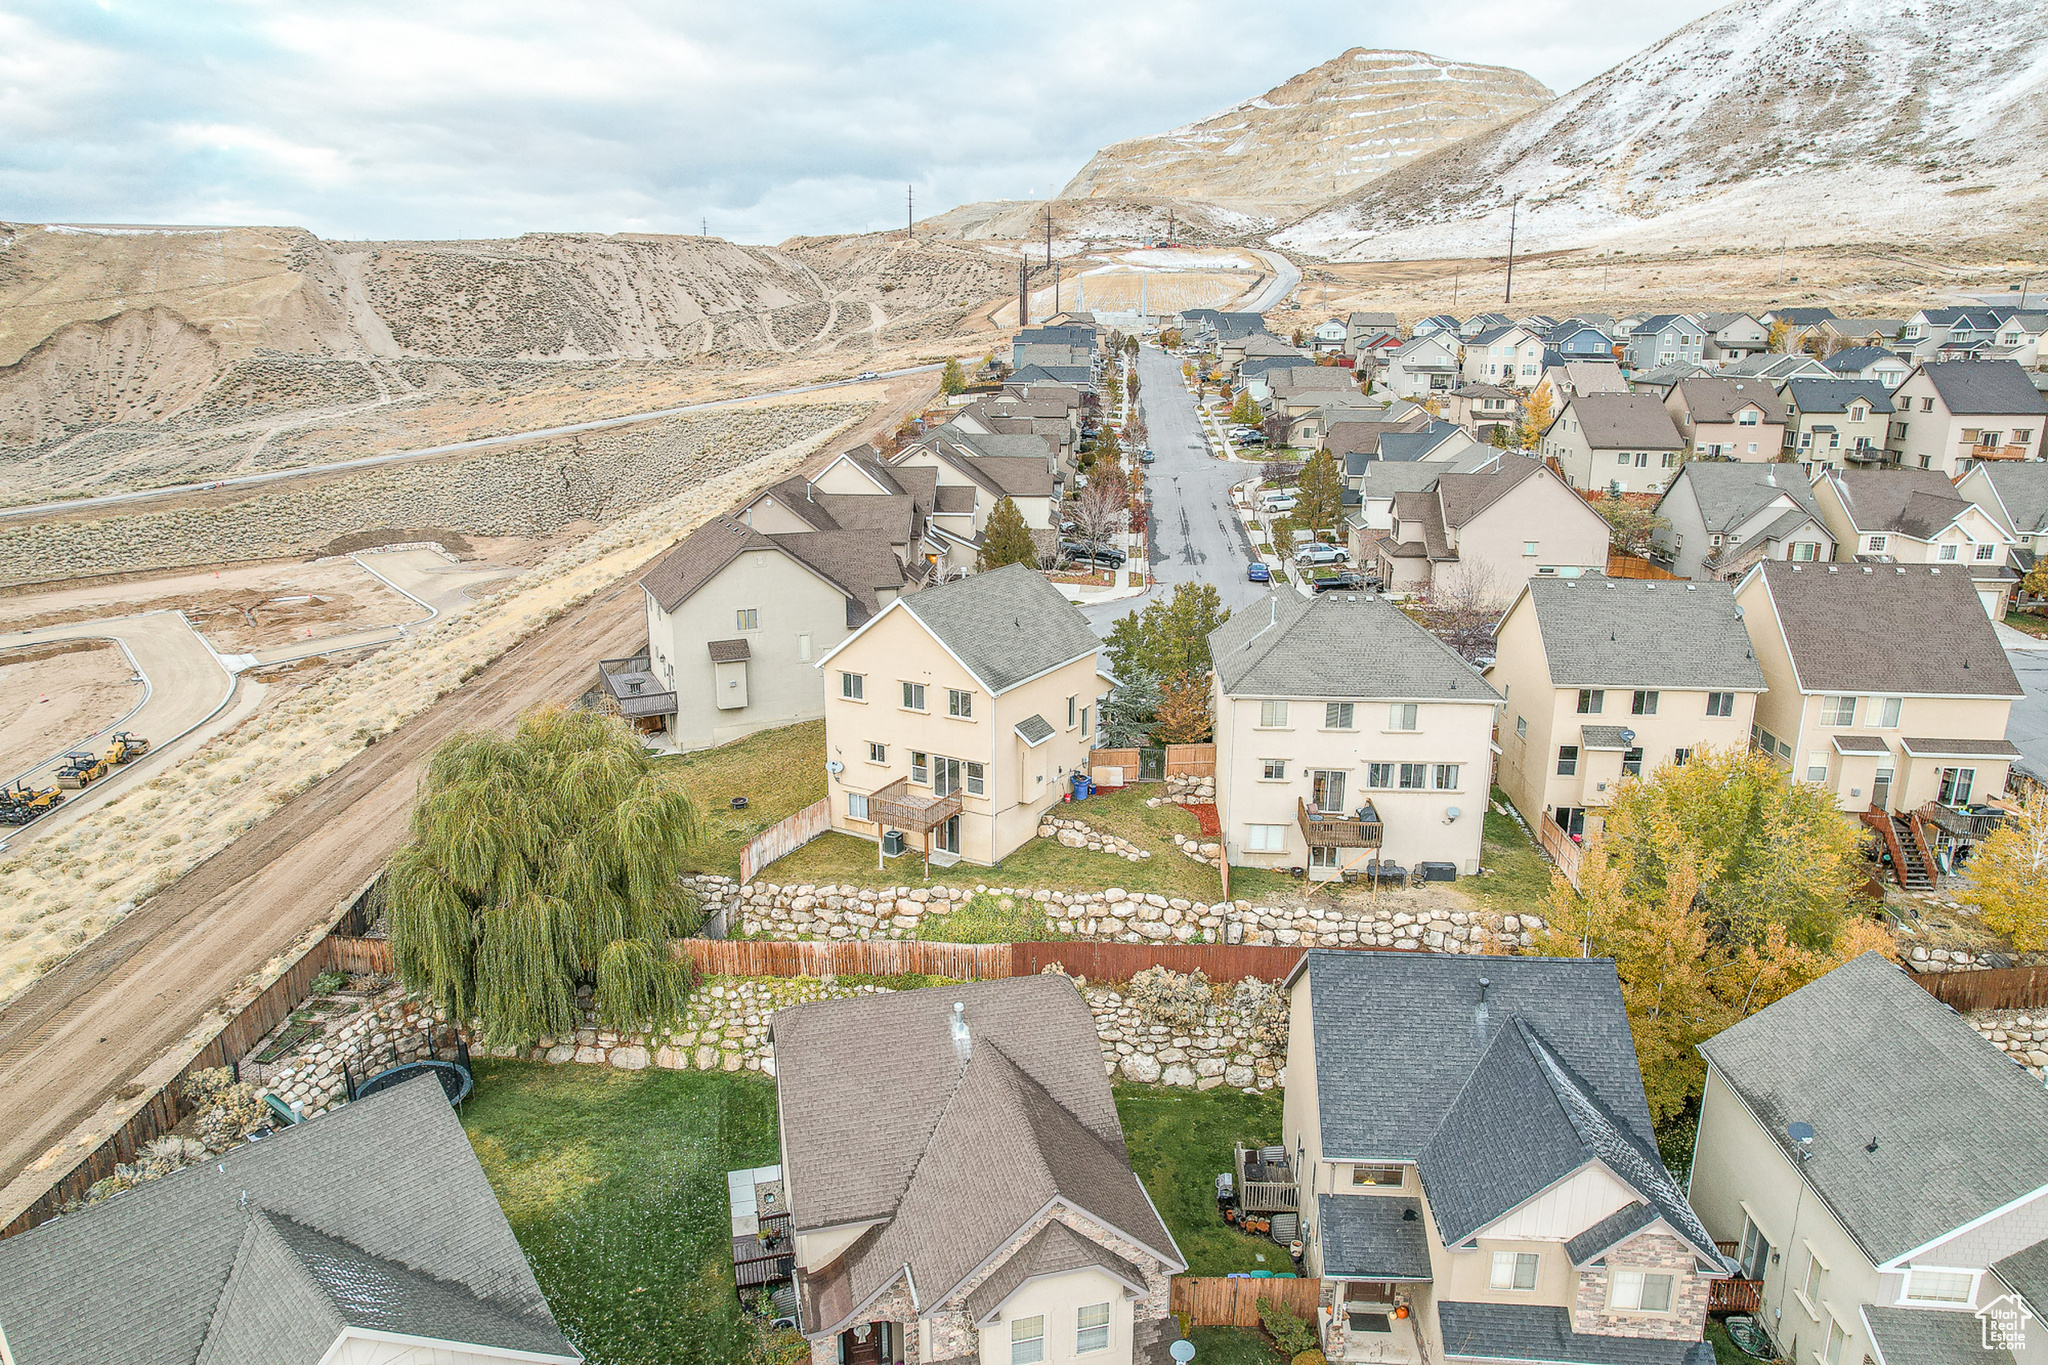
[2004,609,2048,639]
[661,721,827,879]
[1114,1081,1289,1276]
[461,1062,783,1365]
[759,786,1295,905]
[1461,790,1557,925]
[1703,1320,1749,1364]
[1187,1327,1284,1365]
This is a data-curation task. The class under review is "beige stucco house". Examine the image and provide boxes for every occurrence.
[893,429,1060,577]
[1663,378,1788,463]
[1731,562,2023,817]
[1537,394,1685,494]
[1775,378,1894,474]
[1808,468,2018,618]
[1280,950,1724,1365]
[1460,326,1547,387]
[1489,578,1765,842]
[1689,952,2048,1365]
[816,564,1107,867]
[1956,462,2048,582]
[1368,458,1611,604]
[1208,593,1499,882]
[775,976,1185,1365]
[627,515,912,752]
[1886,360,2048,477]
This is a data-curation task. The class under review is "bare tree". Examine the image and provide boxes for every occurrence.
[1405,561,1511,664]
[1067,478,1131,556]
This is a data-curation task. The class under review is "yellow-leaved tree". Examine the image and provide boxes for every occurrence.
[1519,385,1554,450]
[1962,787,2048,950]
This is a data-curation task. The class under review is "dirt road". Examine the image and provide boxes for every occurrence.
[0,373,937,1225]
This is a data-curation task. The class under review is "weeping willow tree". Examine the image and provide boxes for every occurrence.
[386,706,703,1047]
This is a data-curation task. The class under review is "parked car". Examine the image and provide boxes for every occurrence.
[1060,540,1127,567]
[857,370,879,381]
[1236,431,1268,446]
[1312,571,1368,594]
[1247,562,1271,583]
[1140,450,1156,464]
[1259,494,1297,514]
[1297,545,1349,567]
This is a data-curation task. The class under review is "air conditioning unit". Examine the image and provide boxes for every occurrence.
[881,831,907,857]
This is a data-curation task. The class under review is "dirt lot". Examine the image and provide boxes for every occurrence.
[0,642,139,779]
[0,558,418,652]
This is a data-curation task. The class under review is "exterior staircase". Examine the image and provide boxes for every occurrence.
[1864,810,1935,890]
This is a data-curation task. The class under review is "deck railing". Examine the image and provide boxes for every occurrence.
[1709,1278,1763,1314]
[1297,798,1382,849]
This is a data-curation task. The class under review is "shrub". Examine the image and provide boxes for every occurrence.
[1231,977,1288,1046]
[1128,965,1213,1028]
[1292,1352,1328,1365]
[921,893,1050,944]
[1259,1299,1318,1357]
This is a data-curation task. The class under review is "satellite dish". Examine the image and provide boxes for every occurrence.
[825,760,844,775]
[1444,806,1461,822]
[1619,729,1636,747]
[1787,1121,1816,1145]
[1170,1341,1197,1365]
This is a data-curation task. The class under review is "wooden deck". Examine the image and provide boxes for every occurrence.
[1298,797,1382,849]
[869,777,961,833]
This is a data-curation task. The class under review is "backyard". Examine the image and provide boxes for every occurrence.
[460,1061,787,1365]
[1460,791,1555,924]
[1114,1081,1289,1277]
[661,720,827,880]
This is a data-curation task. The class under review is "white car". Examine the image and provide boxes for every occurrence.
[1261,495,1297,514]
[857,370,880,381]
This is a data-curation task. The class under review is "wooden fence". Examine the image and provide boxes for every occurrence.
[1916,966,2048,1013]
[1165,744,1217,778]
[1016,940,1359,983]
[1536,815,1588,890]
[739,798,832,884]
[1170,1275,1320,1327]
[1605,551,1682,581]
[1091,748,1142,785]
[679,939,1012,981]
[330,935,395,976]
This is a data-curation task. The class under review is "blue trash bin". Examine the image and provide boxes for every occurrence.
[1070,773,1094,801]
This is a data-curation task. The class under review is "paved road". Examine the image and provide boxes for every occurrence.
[1240,249,1304,313]
[239,549,515,668]
[1079,346,1270,636]
[2007,644,2048,777]
[0,364,942,522]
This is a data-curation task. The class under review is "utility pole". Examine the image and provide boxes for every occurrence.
[701,216,708,237]
[1503,196,1521,307]
[1018,256,1030,327]
[907,185,914,239]
[1453,268,1460,310]
[1044,201,1054,269]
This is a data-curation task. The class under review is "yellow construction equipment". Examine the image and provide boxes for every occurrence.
[56,751,110,790]
[0,783,64,825]
[106,732,151,765]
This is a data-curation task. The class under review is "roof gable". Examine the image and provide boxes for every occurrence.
[1208,594,1498,703]
[1525,578,1766,691]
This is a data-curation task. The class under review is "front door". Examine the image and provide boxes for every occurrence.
[937,814,961,855]
[842,1325,883,1365]
[1871,767,1893,812]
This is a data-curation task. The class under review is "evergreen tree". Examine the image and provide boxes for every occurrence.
[1098,672,1163,747]
[1104,582,1230,681]
[386,707,702,1047]
[940,357,966,396]
[977,496,1038,571]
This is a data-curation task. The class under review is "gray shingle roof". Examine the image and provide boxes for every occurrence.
[962,1219,1147,1325]
[1715,354,1830,380]
[1747,563,2022,699]
[640,516,906,621]
[1561,394,1684,451]
[1563,1202,1661,1265]
[1699,953,2048,1264]
[1822,346,1903,374]
[1919,359,2048,416]
[896,564,1099,694]
[1014,714,1055,746]
[1992,1238,2048,1315]
[1673,377,1787,425]
[0,1077,578,1365]
[1781,377,1895,415]
[1314,1195,1432,1279]
[1898,737,2024,758]
[1976,463,2048,534]
[1578,725,1634,750]
[1437,1302,1715,1364]
[1522,578,1766,691]
[1825,467,1969,537]
[775,978,1180,1337]
[1861,1305,2015,1365]
[1207,593,1499,704]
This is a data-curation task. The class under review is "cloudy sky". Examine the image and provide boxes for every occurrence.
[3,1,1726,244]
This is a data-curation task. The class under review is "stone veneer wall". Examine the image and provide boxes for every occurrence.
[701,874,1544,952]
[1570,1229,1712,1340]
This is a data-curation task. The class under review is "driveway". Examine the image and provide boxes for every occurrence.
[2007,645,2048,778]
[1079,345,1272,636]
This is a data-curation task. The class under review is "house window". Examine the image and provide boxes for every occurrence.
[1922,397,1935,413]
[1367,763,1395,788]
[1706,692,1735,717]
[1622,748,1644,778]
[1738,410,1759,426]
[1576,690,1604,715]
[1012,1315,1046,1365]
[1262,760,1287,781]
[1738,1218,1772,1282]
[1938,768,1976,805]
[1557,746,1579,776]
[1076,1303,1111,1355]
[1866,535,1887,553]
[1389,703,1418,731]
[1610,1270,1674,1312]
[1819,696,1858,727]
[911,751,928,784]
[1244,824,1288,853]
[1434,764,1460,790]
[1631,691,1659,715]
[735,608,760,631]
[1976,543,1997,561]
[966,762,985,796]
[1938,543,1959,561]
[1515,715,1528,739]
[1260,700,1290,728]
[1312,770,1347,813]
[847,792,869,821]
[1904,1269,1975,1304]
[1821,1318,1845,1365]
[1352,1165,1402,1187]
[903,682,927,711]
[798,633,813,662]
[947,688,973,718]
[1524,541,1539,556]
[1068,696,1077,727]
[1850,405,1866,421]
[841,672,865,700]
[1081,706,1090,737]
[1673,747,1693,766]
[1310,845,1341,868]
[1876,696,1902,727]
[1398,763,1428,790]
[1790,541,1819,561]
[1325,702,1356,730]
[1802,1251,1825,1309]
[1806,752,1829,783]
[868,742,887,763]
[1490,1251,1539,1291]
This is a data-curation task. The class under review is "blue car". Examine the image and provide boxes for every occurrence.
[1247,562,1271,583]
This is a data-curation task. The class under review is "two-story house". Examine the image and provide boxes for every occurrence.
[1544,322,1618,363]
[1955,462,2048,581]
[1898,307,2010,359]
[1534,361,1628,414]
[1663,378,1788,463]
[1700,312,1769,362]
[1347,311,1401,358]
[1489,578,1764,842]
[1461,326,1548,388]
[776,975,1185,1365]
[1441,384,1519,441]
[1808,468,2017,618]
[1382,335,1464,401]
[1776,378,1894,473]
[1650,463,1833,582]
[1716,354,1832,384]
[1886,360,2048,476]
[1209,593,1499,881]
[1460,313,1514,340]
[1817,315,1904,351]
[628,515,914,751]
[1689,952,2048,1365]
[816,564,1106,867]
[1283,950,1725,1365]
[1538,393,1686,493]
[1367,459,1610,602]
[1820,346,1911,389]
[1623,315,1705,371]
[892,430,1060,576]
[1412,315,1461,339]
[1731,562,2023,817]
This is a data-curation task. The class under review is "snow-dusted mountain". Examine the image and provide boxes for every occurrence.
[1275,0,2048,260]
[1059,49,1551,216]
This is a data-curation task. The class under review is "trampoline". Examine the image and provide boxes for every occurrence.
[351,1057,473,1105]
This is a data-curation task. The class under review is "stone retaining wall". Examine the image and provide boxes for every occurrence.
[1905,944,2000,973]
[1969,1010,2048,1078]
[1037,814,1150,863]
